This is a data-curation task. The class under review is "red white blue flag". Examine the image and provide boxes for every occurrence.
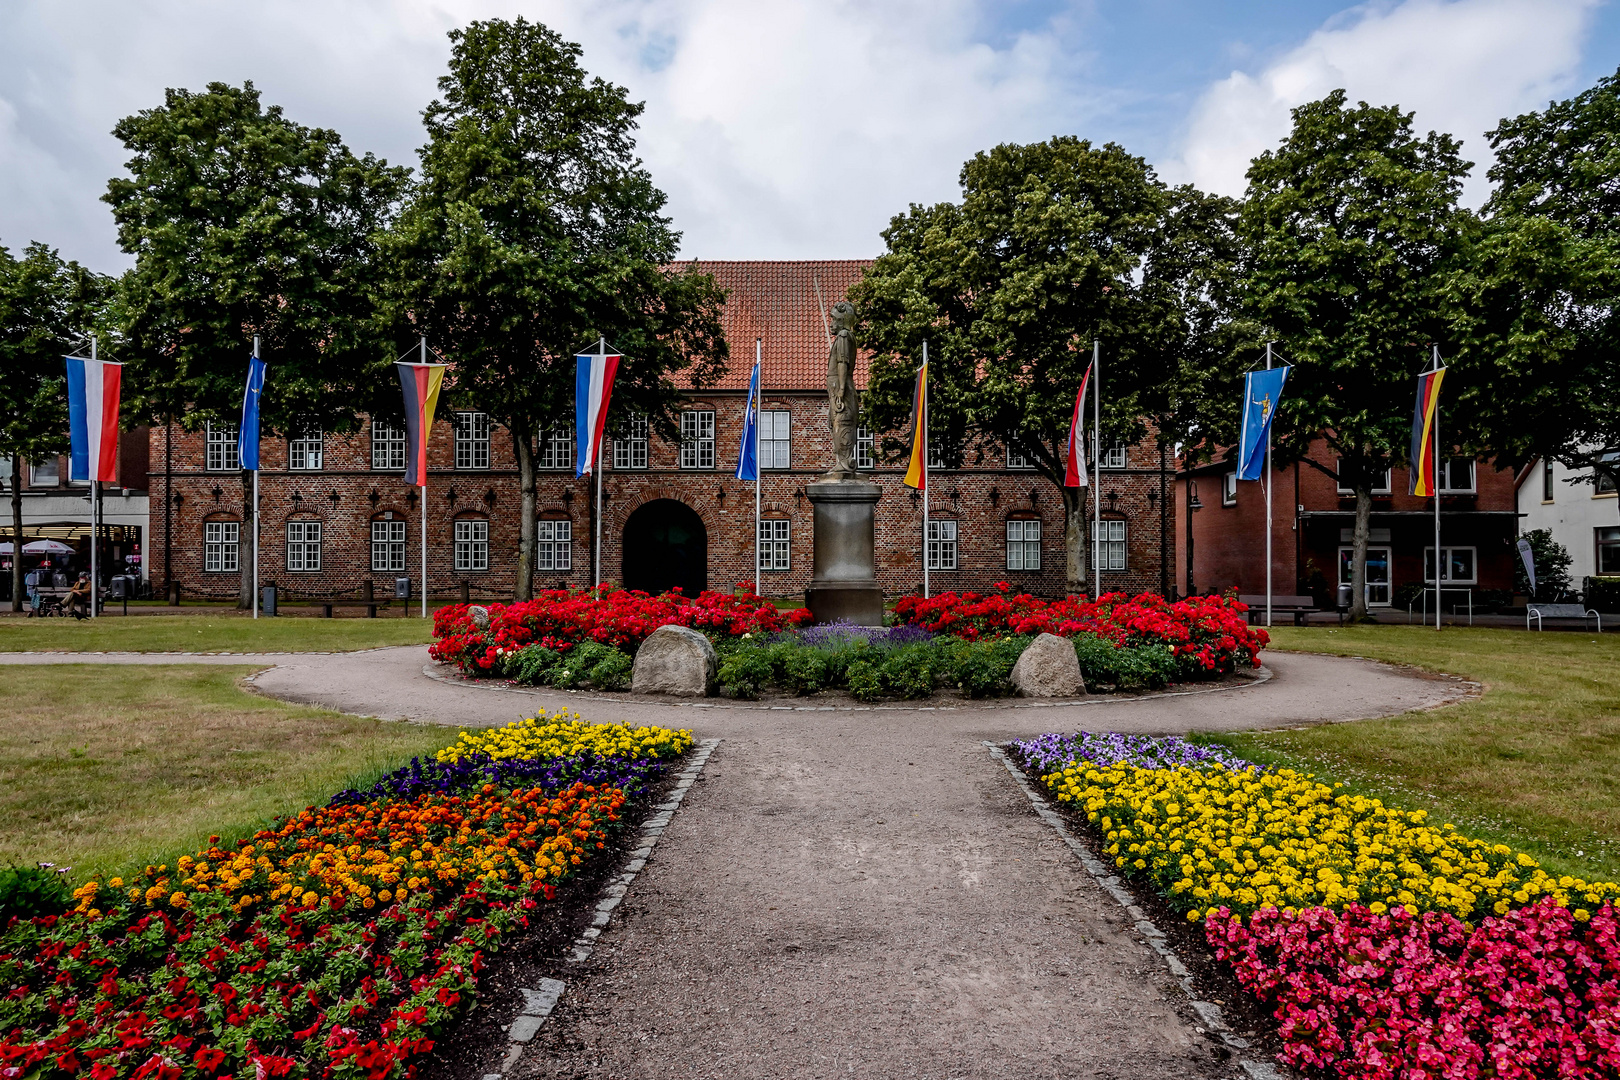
[575,349,620,477]
[65,357,121,483]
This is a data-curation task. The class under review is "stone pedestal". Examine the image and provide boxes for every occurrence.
[805,479,884,626]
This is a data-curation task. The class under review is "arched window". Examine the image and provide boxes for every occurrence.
[1091,516,1126,573]
[371,512,406,572]
[286,517,323,572]
[758,514,790,571]
[454,516,490,572]
[203,517,239,573]
[926,517,957,571]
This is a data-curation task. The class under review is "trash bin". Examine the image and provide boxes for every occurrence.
[395,577,411,600]
[261,585,277,616]
[1336,584,1353,610]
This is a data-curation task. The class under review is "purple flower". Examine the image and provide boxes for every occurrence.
[329,751,670,806]
[1009,732,1261,774]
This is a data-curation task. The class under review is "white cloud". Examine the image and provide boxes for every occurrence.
[0,0,1094,270]
[1166,0,1598,204]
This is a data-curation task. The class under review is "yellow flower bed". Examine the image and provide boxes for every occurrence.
[1043,761,1620,923]
[436,709,694,764]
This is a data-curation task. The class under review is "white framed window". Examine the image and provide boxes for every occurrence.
[1598,527,1620,574]
[1336,460,1392,494]
[454,519,489,571]
[680,410,715,470]
[855,425,874,470]
[1091,519,1126,572]
[536,519,571,571]
[1101,446,1127,469]
[1424,546,1478,584]
[613,414,648,470]
[204,521,239,573]
[1439,457,1475,493]
[288,429,323,471]
[538,423,575,471]
[1007,445,1034,469]
[760,410,791,469]
[371,519,406,572]
[1223,472,1238,506]
[206,422,240,472]
[455,412,490,470]
[30,458,60,487]
[1006,519,1041,570]
[286,520,322,572]
[372,423,406,471]
[927,442,944,470]
[926,519,958,570]
[758,519,790,571]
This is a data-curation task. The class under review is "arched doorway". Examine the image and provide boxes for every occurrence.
[622,499,707,597]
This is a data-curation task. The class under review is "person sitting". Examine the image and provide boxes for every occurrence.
[63,573,92,618]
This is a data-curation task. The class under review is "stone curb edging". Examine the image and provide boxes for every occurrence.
[984,742,1293,1080]
[422,662,1273,714]
[485,737,720,1080]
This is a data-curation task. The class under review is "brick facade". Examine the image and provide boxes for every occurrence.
[151,262,1175,604]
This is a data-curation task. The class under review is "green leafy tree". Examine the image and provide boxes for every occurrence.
[1239,91,1473,620]
[0,242,114,610]
[105,81,408,606]
[1446,68,1620,512]
[384,17,727,600]
[1514,528,1573,601]
[852,137,1242,593]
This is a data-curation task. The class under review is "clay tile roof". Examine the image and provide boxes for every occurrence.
[680,259,874,391]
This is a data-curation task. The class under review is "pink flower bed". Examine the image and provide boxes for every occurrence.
[1206,899,1620,1078]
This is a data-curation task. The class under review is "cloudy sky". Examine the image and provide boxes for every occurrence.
[3,0,1616,272]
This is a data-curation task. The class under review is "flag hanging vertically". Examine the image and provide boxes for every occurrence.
[902,360,928,490]
[396,361,446,487]
[1409,366,1447,495]
[575,349,621,477]
[1236,366,1290,480]
[65,356,122,483]
[239,353,267,471]
[736,357,760,481]
[1063,362,1093,487]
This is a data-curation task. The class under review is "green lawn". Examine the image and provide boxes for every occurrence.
[0,664,461,881]
[0,614,435,652]
[1210,625,1620,885]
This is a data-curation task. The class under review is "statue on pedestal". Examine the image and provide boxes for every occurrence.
[823,300,859,481]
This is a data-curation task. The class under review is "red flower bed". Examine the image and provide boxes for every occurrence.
[430,586,812,675]
[1206,899,1620,1078]
[892,589,1266,673]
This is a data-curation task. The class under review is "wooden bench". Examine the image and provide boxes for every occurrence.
[1238,594,1322,626]
[317,600,391,618]
[1527,603,1603,632]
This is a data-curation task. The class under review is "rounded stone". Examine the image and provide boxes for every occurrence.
[1011,632,1086,698]
[468,605,490,630]
[631,625,717,697]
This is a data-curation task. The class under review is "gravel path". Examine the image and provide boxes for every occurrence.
[1,647,1467,1077]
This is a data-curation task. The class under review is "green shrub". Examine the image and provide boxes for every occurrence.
[587,647,633,690]
[778,647,830,695]
[845,658,882,701]
[505,644,562,686]
[1588,577,1620,613]
[718,645,774,699]
[876,643,935,698]
[1072,634,1179,691]
[936,635,1028,697]
[0,866,71,921]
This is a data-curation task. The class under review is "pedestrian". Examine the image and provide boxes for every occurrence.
[63,572,92,618]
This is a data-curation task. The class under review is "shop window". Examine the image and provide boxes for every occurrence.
[1006,519,1041,570]
[926,519,957,570]
[204,521,239,573]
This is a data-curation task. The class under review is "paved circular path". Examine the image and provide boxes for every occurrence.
[2,648,1468,1078]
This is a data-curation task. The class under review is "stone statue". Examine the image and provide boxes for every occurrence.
[823,300,859,480]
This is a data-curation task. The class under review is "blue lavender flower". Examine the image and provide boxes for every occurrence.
[1010,732,1261,774]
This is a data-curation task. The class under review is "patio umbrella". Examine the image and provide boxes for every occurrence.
[21,539,74,555]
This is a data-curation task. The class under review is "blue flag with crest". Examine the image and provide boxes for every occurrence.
[1236,366,1289,481]
[735,359,760,481]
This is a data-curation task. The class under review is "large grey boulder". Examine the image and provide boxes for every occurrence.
[468,605,490,630]
[1011,633,1086,698]
[631,625,717,697]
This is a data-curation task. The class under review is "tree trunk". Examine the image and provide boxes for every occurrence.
[1349,484,1372,622]
[1062,486,1090,597]
[239,469,253,609]
[9,455,22,612]
[512,424,536,601]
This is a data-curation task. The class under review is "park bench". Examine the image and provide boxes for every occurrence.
[1526,603,1603,632]
[1238,594,1321,626]
[316,599,392,618]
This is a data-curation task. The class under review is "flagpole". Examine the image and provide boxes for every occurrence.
[921,341,930,600]
[89,333,98,619]
[1265,342,1273,629]
[420,336,428,619]
[754,338,762,594]
[252,335,260,620]
[1433,345,1442,632]
[1093,339,1101,602]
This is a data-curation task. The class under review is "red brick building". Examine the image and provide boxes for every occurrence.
[1176,437,1520,612]
[152,261,1174,605]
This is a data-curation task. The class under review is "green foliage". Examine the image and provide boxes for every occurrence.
[1516,528,1575,601]
[844,659,882,702]
[0,866,71,921]
[105,81,406,432]
[1586,577,1620,613]
[503,642,631,690]
[1071,633,1179,692]
[776,646,829,696]
[504,645,562,685]
[717,645,774,700]
[873,644,936,699]
[936,635,1030,698]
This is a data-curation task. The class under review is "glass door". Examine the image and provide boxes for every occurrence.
[1339,546,1392,606]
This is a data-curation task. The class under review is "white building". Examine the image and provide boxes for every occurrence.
[1515,449,1620,584]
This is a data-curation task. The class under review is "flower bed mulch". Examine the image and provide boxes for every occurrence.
[1008,733,1620,1079]
[0,712,694,1080]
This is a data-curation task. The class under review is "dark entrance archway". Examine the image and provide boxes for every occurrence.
[622,499,707,597]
